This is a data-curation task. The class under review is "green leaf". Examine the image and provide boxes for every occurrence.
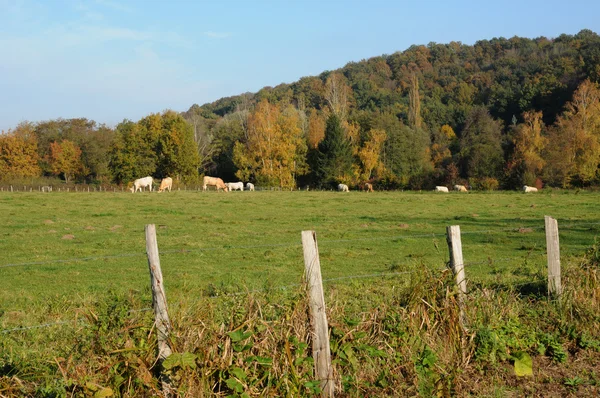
[513,352,533,377]
[94,387,114,398]
[226,377,244,393]
[162,352,197,370]
[228,329,253,342]
[230,366,247,381]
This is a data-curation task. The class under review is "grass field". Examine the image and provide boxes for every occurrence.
[1,189,599,396]
[1,189,600,325]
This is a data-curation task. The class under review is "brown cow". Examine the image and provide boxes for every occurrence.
[157,177,173,192]
[363,182,374,192]
[203,176,229,192]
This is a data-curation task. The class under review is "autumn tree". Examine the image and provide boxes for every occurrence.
[358,128,386,180]
[307,109,326,149]
[233,100,308,188]
[0,123,41,178]
[324,72,352,120]
[430,124,456,168]
[506,111,547,187]
[48,140,84,183]
[544,79,600,186]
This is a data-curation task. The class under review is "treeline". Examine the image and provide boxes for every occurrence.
[2,30,600,188]
[0,112,199,185]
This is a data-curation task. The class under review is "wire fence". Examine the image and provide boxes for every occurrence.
[1,219,595,335]
[1,220,597,270]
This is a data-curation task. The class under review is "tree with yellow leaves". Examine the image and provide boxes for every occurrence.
[544,79,600,186]
[307,109,326,149]
[358,128,386,181]
[507,111,546,186]
[49,139,84,183]
[0,123,41,178]
[233,100,308,188]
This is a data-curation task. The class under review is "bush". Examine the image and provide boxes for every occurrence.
[469,177,499,191]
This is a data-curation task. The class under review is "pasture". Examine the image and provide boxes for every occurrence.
[1,189,599,314]
[1,189,599,396]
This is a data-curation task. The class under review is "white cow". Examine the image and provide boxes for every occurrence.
[523,185,538,193]
[226,182,244,191]
[246,182,255,191]
[338,184,349,192]
[157,177,173,193]
[453,184,468,192]
[435,186,449,192]
[130,176,153,193]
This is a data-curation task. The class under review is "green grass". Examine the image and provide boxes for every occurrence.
[1,190,600,396]
[1,189,600,326]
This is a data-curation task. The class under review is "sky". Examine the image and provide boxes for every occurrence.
[1,0,599,131]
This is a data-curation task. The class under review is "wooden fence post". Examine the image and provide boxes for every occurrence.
[145,224,173,395]
[545,216,562,297]
[301,231,334,397]
[446,225,467,329]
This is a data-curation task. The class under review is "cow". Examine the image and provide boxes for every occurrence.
[523,185,538,193]
[157,177,173,193]
[338,183,349,192]
[130,176,153,193]
[363,182,374,192]
[246,182,255,191]
[453,184,468,192]
[435,186,449,192]
[203,176,228,192]
[226,182,244,191]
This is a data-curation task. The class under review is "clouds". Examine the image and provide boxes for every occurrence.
[0,0,219,130]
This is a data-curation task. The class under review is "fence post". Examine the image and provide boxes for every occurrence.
[301,231,334,397]
[145,224,173,395]
[446,225,467,329]
[545,216,562,297]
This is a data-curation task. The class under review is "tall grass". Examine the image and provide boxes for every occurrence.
[1,254,598,397]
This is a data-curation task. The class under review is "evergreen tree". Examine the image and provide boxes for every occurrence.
[317,114,354,186]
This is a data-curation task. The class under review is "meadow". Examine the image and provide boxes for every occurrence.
[1,189,599,396]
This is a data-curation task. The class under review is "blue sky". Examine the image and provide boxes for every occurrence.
[1,0,599,131]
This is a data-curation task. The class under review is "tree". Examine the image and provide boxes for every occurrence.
[544,79,600,186]
[108,120,157,184]
[408,72,422,129]
[48,140,83,183]
[307,109,326,149]
[317,114,354,185]
[0,123,41,178]
[233,100,308,188]
[324,72,352,120]
[358,128,386,180]
[459,107,504,180]
[506,111,547,187]
[155,111,200,182]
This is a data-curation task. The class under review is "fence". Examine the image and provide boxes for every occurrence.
[0,215,578,397]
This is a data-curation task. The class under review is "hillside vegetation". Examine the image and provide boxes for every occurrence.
[2,30,600,190]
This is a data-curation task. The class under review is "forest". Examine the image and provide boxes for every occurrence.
[2,29,600,189]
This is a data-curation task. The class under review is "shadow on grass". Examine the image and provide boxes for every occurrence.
[473,279,547,298]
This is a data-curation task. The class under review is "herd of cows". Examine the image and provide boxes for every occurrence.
[128,176,540,193]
